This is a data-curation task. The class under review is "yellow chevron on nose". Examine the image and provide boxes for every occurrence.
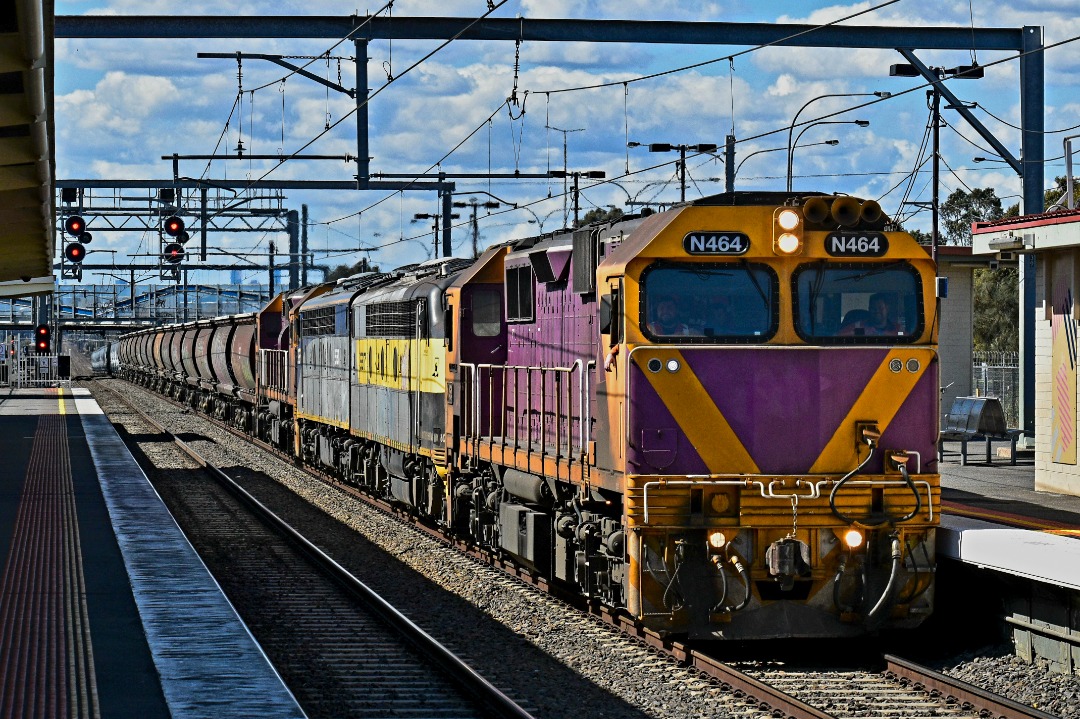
[810,349,932,473]
[631,350,759,474]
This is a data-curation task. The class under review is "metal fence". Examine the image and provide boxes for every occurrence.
[0,355,69,389]
[971,350,1019,427]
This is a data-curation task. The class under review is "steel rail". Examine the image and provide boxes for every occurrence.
[90,379,535,719]
[884,654,1061,719]
[99,375,837,719]
[94,376,1058,719]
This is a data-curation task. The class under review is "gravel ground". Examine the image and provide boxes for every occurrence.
[90,377,1080,719]
[931,646,1079,719]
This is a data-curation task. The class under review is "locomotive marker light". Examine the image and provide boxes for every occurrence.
[843,528,865,549]
[777,209,801,231]
[708,531,727,550]
[665,358,680,372]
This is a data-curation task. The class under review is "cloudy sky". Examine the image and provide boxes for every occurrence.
[53,1,1080,285]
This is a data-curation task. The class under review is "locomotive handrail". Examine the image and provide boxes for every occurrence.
[641,479,754,523]
[256,348,289,393]
[816,478,935,522]
[458,360,588,475]
[639,476,935,523]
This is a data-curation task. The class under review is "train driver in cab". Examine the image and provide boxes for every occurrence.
[839,292,903,336]
[648,296,688,336]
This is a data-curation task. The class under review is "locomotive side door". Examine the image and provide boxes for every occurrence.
[593,276,624,473]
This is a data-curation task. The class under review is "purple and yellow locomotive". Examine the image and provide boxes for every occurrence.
[118,191,939,639]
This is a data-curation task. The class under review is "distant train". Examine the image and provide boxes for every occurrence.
[116,191,940,639]
[90,342,121,375]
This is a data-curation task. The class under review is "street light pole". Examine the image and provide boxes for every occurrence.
[546,124,585,228]
[785,91,889,192]
[788,120,869,191]
[889,61,982,261]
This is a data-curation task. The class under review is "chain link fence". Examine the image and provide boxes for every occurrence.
[971,350,1019,427]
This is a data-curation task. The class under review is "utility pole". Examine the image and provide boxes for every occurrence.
[413,211,460,258]
[546,125,585,228]
[628,142,717,202]
[550,170,606,227]
[930,81,941,262]
[452,198,500,258]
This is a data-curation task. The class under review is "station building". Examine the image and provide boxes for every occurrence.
[973,209,1080,497]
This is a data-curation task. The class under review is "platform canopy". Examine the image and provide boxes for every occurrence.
[973,209,1080,255]
[0,1,54,285]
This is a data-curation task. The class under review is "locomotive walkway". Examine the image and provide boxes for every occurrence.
[0,387,303,719]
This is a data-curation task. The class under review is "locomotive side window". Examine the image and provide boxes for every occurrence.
[641,262,778,342]
[793,262,923,343]
[505,265,535,322]
[472,288,501,337]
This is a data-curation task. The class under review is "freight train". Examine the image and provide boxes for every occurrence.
[114,191,940,640]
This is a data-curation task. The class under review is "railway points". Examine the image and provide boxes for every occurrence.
[0,386,304,719]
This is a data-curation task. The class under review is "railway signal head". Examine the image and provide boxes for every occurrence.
[64,215,85,236]
[64,242,86,264]
[163,215,185,238]
[35,324,50,353]
[162,242,185,264]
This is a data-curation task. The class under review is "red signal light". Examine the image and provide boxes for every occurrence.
[64,242,86,264]
[163,216,185,237]
[64,215,85,236]
[162,243,185,264]
[34,324,50,353]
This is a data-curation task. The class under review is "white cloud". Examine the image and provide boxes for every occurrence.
[52,2,1076,276]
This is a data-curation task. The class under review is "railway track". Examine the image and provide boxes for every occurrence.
[84,376,1059,719]
[89,379,534,719]
[738,655,1061,719]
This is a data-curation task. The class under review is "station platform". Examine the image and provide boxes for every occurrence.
[0,387,305,719]
[937,438,1080,590]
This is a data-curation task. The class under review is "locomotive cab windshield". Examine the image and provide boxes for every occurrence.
[793,261,924,343]
[641,262,778,342]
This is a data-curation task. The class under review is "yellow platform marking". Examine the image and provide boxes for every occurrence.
[810,349,929,473]
[631,350,759,474]
[58,386,66,415]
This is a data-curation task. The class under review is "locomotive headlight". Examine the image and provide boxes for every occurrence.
[775,233,802,255]
[666,358,681,372]
[773,207,804,255]
[708,531,727,550]
[843,528,865,549]
[777,208,801,231]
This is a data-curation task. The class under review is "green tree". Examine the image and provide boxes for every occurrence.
[940,187,1004,246]
[937,187,1017,350]
[324,257,378,283]
[1044,175,1080,210]
[577,206,624,227]
[973,267,1018,351]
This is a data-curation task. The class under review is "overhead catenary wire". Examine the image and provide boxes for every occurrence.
[246,19,1080,265]
[533,0,902,95]
[205,0,512,225]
